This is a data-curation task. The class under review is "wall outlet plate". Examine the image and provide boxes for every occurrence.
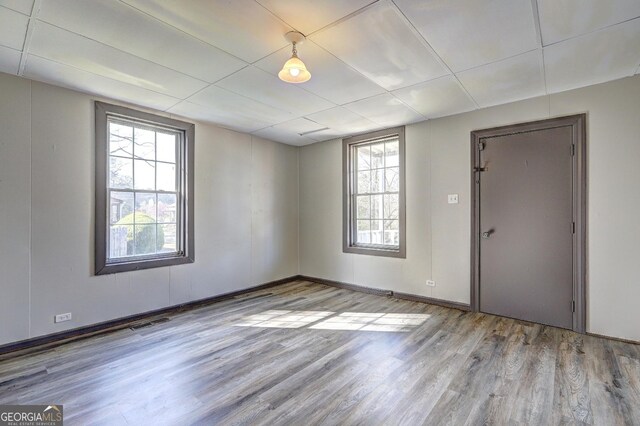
[426,280,436,287]
[54,313,72,323]
[447,194,459,204]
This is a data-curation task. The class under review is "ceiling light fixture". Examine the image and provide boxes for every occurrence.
[278,31,311,84]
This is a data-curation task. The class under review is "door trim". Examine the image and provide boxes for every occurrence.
[470,114,587,333]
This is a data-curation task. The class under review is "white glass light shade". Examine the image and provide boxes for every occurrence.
[278,55,311,83]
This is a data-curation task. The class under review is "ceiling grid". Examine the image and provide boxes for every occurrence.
[0,0,637,145]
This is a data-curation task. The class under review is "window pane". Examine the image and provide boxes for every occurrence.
[371,169,384,193]
[356,195,370,219]
[384,194,399,219]
[134,127,155,160]
[109,122,133,157]
[159,224,177,252]
[384,220,399,246]
[346,130,403,255]
[385,141,399,167]
[357,145,370,171]
[385,167,399,192]
[371,143,384,169]
[157,132,176,163]
[134,224,157,255]
[97,103,194,274]
[371,220,383,244]
[157,162,176,192]
[158,193,177,223]
[357,171,370,194]
[371,195,383,219]
[357,220,371,244]
[134,159,155,190]
[110,191,134,224]
[135,192,157,222]
[109,224,133,258]
[109,157,133,189]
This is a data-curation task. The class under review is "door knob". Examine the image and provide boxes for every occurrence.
[481,230,494,239]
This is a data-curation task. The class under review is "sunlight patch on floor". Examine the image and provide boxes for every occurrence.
[310,312,430,332]
[234,310,430,332]
[235,310,335,328]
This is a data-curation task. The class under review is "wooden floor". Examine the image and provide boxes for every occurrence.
[1,280,639,425]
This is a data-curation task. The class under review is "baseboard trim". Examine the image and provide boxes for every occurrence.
[303,275,637,344]
[299,275,471,312]
[0,275,300,358]
[4,274,633,357]
[393,291,471,311]
[587,332,640,346]
[298,275,393,297]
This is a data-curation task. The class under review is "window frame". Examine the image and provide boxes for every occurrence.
[95,101,195,275]
[343,126,406,258]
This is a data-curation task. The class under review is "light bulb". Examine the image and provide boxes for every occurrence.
[289,68,300,77]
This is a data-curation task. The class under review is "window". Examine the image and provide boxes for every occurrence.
[343,127,406,258]
[95,102,194,274]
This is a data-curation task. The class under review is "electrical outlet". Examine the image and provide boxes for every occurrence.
[54,313,72,323]
[426,280,436,287]
[447,194,459,204]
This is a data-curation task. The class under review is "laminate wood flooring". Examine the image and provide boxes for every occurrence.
[1,280,639,425]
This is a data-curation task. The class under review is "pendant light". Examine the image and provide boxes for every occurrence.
[278,31,311,83]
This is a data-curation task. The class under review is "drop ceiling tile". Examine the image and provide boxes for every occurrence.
[255,0,374,35]
[343,93,423,127]
[305,128,348,142]
[306,106,378,133]
[310,2,449,90]
[394,0,538,72]
[252,126,316,146]
[184,85,295,131]
[29,22,208,99]
[0,6,29,50]
[121,0,291,63]
[37,0,247,83]
[538,0,640,46]
[273,117,327,134]
[216,66,334,116]
[392,75,477,118]
[544,19,640,94]
[0,0,33,15]
[254,40,385,105]
[168,101,273,133]
[457,50,545,108]
[24,55,180,111]
[0,45,20,74]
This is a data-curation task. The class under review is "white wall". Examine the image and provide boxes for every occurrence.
[0,73,299,346]
[0,74,31,345]
[299,75,640,342]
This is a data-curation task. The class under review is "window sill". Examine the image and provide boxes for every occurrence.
[343,245,406,259]
[96,254,194,275]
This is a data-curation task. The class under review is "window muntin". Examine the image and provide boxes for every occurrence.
[344,127,405,258]
[107,119,181,261]
[95,102,194,275]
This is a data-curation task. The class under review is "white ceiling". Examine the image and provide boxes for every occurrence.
[1,0,639,146]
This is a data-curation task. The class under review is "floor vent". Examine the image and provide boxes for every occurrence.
[130,317,171,330]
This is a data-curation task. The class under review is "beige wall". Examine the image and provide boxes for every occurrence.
[2,71,639,345]
[300,75,640,342]
[0,73,299,346]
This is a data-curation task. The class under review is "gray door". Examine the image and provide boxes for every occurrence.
[479,126,574,329]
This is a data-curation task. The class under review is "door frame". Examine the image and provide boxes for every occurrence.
[470,114,587,333]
